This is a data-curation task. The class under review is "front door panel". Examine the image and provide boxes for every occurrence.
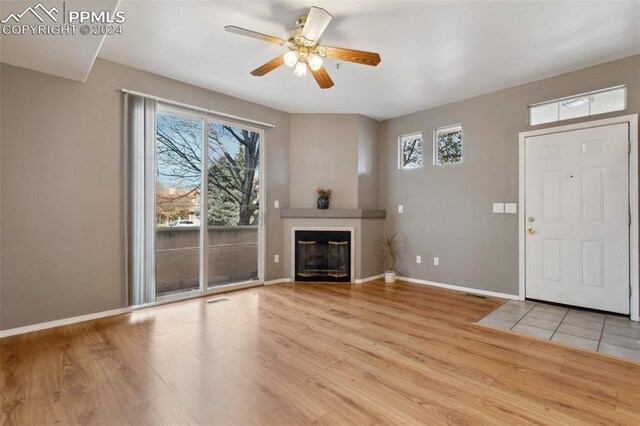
[525,123,629,314]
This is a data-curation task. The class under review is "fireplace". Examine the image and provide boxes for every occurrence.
[295,230,351,282]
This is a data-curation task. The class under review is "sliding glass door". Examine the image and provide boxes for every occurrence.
[207,122,260,288]
[155,109,204,299]
[154,106,263,300]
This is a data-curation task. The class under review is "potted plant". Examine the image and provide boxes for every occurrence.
[377,233,402,283]
[316,188,332,209]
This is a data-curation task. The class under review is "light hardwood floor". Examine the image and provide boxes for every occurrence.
[2,280,640,425]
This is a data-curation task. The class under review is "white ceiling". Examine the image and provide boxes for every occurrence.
[2,1,639,119]
[0,0,120,81]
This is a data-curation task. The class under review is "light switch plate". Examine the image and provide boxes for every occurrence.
[493,203,504,213]
[433,257,439,266]
[416,255,421,264]
[274,255,279,263]
[274,200,279,209]
[398,205,404,213]
[505,203,517,214]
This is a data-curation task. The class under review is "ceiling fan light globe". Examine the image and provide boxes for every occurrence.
[284,50,299,67]
[294,62,308,77]
[308,54,323,71]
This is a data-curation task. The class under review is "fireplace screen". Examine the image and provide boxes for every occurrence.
[295,230,351,282]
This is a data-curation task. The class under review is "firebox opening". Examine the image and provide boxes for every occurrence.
[295,230,351,282]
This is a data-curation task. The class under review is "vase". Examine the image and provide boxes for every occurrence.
[384,271,396,284]
[317,197,329,209]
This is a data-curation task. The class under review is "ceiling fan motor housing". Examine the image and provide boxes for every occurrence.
[286,16,327,64]
[295,15,307,28]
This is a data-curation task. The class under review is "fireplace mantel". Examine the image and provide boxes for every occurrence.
[280,208,386,219]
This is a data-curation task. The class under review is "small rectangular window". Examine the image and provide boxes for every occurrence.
[399,132,423,169]
[529,86,626,126]
[434,124,462,165]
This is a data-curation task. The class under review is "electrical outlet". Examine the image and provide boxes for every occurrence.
[434,257,439,266]
[493,203,505,213]
[416,255,421,264]
[274,254,279,263]
[398,205,404,213]
[274,200,279,209]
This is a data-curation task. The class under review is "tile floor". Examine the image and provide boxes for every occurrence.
[477,299,640,363]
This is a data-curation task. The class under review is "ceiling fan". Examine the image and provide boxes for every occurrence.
[225,6,381,89]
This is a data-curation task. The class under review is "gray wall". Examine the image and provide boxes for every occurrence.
[289,113,380,209]
[380,55,640,296]
[289,114,359,209]
[357,115,380,209]
[0,59,290,330]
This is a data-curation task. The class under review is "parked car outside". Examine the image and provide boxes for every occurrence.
[169,220,194,227]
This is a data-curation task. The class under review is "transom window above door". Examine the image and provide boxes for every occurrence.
[529,86,627,126]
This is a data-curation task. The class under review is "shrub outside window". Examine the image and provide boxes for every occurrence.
[434,124,462,165]
[399,132,423,169]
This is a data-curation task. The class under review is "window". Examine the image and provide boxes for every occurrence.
[399,132,423,169]
[434,124,462,165]
[529,86,626,126]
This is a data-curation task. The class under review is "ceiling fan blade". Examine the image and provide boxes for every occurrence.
[225,25,285,45]
[324,46,381,66]
[250,55,285,76]
[310,66,334,89]
[301,7,333,42]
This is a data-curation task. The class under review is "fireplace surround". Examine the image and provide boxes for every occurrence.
[282,215,385,283]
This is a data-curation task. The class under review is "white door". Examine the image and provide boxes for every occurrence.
[525,123,630,314]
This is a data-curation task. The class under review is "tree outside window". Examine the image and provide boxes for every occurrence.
[400,132,423,169]
[156,112,260,227]
[434,125,462,165]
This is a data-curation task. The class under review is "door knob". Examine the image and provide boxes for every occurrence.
[527,227,535,234]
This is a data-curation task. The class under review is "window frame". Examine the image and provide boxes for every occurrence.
[154,103,266,302]
[433,123,463,166]
[398,131,424,170]
[528,85,627,126]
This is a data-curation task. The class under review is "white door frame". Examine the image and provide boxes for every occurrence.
[518,114,639,321]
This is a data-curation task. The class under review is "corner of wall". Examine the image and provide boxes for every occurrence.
[356,115,380,209]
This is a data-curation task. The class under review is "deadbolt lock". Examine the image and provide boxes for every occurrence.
[527,217,535,223]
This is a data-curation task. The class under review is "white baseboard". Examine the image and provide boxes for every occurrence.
[264,278,292,286]
[0,307,133,338]
[398,276,521,300]
[354,274,385,284]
